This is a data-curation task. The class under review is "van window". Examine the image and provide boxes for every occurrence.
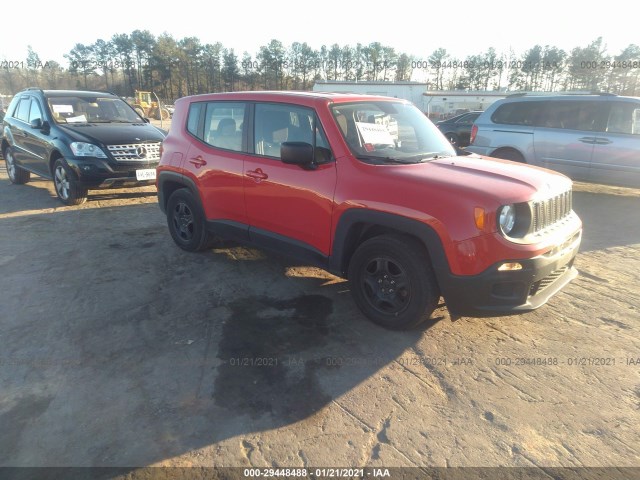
[540,101,600,131]
[606,103,640,135]
[491,101,542,126]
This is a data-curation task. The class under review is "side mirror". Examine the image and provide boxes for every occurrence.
[30,118,50,134]
[281,142,315,169]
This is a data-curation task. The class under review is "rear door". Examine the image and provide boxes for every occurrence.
[533,100,604,181]
[590,101,640,188]
[181,101,249,234]
[21,96,51,176]
[6,96,32,166]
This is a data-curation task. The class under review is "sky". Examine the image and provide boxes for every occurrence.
[1,0,636,73]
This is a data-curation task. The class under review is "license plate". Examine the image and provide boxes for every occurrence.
[136,169,156,181]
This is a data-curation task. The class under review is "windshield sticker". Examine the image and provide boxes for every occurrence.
[355,122,395,146]
[52,104,74,113]
[66,114,87,123]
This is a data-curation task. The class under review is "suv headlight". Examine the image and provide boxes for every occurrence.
[70,142,107,158]
[498,204,516,236]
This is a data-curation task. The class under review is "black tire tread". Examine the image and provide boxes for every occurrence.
[348,233,440,330]
[166,188,215,252]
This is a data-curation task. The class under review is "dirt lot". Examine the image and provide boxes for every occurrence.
[0,154,638,476]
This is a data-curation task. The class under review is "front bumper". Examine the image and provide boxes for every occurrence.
[436,229,582,317]
[66,158,158,189]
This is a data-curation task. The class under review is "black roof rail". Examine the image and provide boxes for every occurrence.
[507,91,618,98]
[25,87,44,93]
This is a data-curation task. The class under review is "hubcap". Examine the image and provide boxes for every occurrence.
[54,166,70,199]
[5,151,16,180]
[361,257,410,315]
[172,202,194,241]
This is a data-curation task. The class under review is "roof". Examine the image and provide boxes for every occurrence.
[19,88,118,97]
[180,90,413,106]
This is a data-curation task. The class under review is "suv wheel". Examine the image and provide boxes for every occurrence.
[348,234,440,330]
[53,159,88,205]
[493,149,525,163]
[4,147,31,184]
[445,133,458,146]
[166,188,215,252]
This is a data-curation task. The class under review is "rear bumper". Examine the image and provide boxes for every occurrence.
[437,229,581,317]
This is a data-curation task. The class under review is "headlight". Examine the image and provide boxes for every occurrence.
[498,204,516,236]
[70,142,107,158]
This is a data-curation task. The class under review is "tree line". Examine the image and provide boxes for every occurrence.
[1,32,639,103]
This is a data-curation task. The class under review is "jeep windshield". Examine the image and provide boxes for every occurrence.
[48,96,143,124]
[331,101,456,164]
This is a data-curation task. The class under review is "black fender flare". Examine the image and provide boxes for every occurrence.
[328,208,452,281]
[157,171,201,214]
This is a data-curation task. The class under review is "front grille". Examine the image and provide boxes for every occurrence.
[531,189,573,233]
[529,266,569,296]
[107,142,161,162]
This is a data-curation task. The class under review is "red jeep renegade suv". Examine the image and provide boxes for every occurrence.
[157,92,582,330]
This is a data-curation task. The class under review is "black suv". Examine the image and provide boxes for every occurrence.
[1,88,166,205]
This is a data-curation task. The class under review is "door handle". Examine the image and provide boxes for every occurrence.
[189,156,207,168]
[578,137,597,144]
[594,138,612,145]
[246,168,268,182]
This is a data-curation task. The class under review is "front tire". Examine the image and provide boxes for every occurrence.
[4,147,30,184]
[348,234,440,330]
[53,159,88,205]
[166,188,215,252]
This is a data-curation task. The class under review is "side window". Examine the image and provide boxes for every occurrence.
[456,113,478,124]
[29,99,43,123]
[606,103,640,135]
[203,102,245,152]
[491,102,541,126]
[541,101,599,131]
[186,102,203,136]
[255,104,315,158]
[15,97,31,122]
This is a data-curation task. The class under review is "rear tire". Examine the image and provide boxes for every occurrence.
[53,159,88,205]
[348,234,440,330]
[492,149,525,163]
[445,133,459,146]
[4,147,30,184]
[166,188,215,252]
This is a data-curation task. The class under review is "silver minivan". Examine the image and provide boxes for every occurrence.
[466,94,640,188]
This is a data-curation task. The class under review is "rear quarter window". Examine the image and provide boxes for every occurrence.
[186,102,203,136]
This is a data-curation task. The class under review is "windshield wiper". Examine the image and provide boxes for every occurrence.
[356,153,449,164]
[356,155,411,164]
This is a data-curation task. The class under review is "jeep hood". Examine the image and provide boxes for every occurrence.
[397,154,573,204]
